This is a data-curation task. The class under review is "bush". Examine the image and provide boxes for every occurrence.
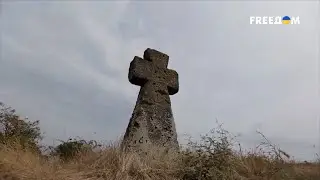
[0,102,42,152]
[178,123,239,180]
[177,123,299,180]
[51,138,100,161]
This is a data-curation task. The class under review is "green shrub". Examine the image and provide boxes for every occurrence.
[0,102,42,152]
[52,138,100,161]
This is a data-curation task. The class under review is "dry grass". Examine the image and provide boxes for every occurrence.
[0,142,319,180]
[1,105,318,180]
[3,103,317,179]
[2,104,318,179]
[0,143,181,180]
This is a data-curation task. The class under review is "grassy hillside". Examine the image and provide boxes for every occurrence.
[1,102,319,180]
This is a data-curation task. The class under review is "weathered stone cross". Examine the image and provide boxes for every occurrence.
[121,48,179,154]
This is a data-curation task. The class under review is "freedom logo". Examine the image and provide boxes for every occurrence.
[249,16,300,25]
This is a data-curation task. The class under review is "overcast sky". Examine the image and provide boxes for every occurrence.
[1,1,319,161]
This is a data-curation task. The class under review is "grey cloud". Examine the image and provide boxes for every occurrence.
[0,59,133,143]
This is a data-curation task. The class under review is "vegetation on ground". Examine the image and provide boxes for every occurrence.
[0,102,319,180]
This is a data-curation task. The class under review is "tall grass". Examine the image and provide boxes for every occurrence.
[0,103,319,179]
[1,128,319,180]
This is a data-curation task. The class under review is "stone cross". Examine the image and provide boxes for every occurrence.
[121,48,179,154]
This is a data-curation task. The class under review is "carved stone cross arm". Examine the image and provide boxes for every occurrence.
[128,56,179,95]
[128,56,152,86]
[165,69,179,95]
